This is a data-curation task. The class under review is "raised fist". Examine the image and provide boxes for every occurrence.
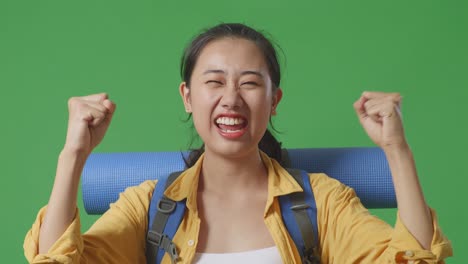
[63,93,116,155]
[354,91,407,150]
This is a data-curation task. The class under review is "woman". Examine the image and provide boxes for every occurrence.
[24,23,452,263]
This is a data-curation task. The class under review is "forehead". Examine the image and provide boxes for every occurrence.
[193,37,268,75]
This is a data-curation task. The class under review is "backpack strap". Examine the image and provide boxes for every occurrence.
[279,169,321,264]
[146,171,186,264]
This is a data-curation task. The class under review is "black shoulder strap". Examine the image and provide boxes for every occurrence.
[285,168,321,264]
[146,171,184,264]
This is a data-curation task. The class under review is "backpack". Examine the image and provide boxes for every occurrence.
[145,168,320,264]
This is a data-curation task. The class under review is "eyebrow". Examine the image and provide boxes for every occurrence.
[241,70,264,78]
[202,69,264,78]
[203,69,225,75]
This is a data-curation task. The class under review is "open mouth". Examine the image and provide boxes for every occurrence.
[214,115,248,135]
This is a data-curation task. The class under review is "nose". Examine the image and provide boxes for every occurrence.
[220,83,243,110]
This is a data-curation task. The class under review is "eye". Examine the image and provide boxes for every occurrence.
[241,81,260,87]
[206,80,223,85]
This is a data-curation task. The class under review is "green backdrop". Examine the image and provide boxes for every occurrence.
[1,0,466,262]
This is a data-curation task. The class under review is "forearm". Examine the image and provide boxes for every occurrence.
[384,144,433,249]
[38,149,88,254]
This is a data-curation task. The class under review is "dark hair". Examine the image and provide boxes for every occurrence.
[181,23,285,167]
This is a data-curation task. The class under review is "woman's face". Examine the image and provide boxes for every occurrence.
[180,37,282,158]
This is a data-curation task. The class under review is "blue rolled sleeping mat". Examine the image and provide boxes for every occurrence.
[82,147,396,215]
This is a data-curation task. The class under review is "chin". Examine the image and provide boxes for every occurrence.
[205,141,259,160]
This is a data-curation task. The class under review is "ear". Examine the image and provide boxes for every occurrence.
[179,82,192,113]
[271,88,283,115]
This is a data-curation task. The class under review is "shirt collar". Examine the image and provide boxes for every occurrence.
[163,154,204,212]
[260,151,303,215]
[163,151,304,214]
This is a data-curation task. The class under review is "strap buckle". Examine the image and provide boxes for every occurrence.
[303,247,321,264]
[147,230,164,247]
[147,231,179,263]
[157,198,177,214]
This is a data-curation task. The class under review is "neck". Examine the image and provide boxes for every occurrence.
[200,147,268,194]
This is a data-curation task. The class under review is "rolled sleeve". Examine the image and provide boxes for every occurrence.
[312,173,453,263]
[390,209,453,264]
[23,180,156,264]
[24,206,83,263]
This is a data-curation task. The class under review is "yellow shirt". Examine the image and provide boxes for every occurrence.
[24,152,452,263]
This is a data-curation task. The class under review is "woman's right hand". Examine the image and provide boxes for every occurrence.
[38,93,115,254]
[63,93,116,156]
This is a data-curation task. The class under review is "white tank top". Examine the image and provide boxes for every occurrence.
[193,246,282,264]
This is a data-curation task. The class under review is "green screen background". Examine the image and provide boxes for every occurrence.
[1,0,466,262]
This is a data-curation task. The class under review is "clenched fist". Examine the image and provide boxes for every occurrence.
[354,91,407,150]
[64,93,116,156]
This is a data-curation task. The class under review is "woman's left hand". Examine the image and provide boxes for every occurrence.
[353,91,407,151]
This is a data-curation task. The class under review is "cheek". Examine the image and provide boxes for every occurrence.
[247,94,273,127]
[191,110,211,142]
[189,91,217,131]
[190,87,220,108]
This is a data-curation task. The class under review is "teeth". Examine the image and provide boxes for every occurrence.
[222,128,242,133]
[216,117,245,125]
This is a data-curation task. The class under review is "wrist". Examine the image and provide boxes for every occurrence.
[58,149,89,175]
[382,141,411,156]
[53,150,88,191]
[61,146,91,159]
[382,143,415,168]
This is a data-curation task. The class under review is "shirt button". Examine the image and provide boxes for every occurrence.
[405,250,414,257]
[187,239,195,246]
